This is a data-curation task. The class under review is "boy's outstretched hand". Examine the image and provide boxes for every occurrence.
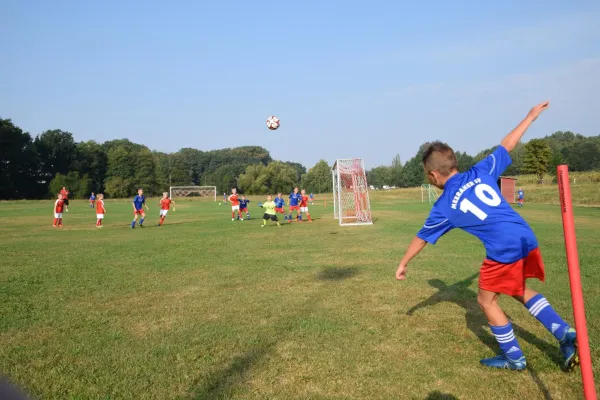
[527,101,550,121]
[396,263,408,280]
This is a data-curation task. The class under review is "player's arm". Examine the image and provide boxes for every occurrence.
[144,200,149,210]
[500,101,549,152]
[395,237,427,280]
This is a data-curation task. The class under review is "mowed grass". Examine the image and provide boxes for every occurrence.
[0,194,599,399]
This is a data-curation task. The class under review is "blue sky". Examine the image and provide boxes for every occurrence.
[2,1,599,169]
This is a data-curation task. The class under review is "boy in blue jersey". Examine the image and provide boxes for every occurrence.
[89,192,96,208]
[274,193,285,214]
[239,195,251,220]
[309,193,314,205]
[517,187,525,207]
[287,187,302,222]
[395,102,578,372]
[131,188,150,228]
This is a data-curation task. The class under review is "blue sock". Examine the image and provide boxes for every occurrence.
[298,214,302,220]
[140,218,145,225]
[490,323,524,359]
[525,294,570,341]
[131,220,136,228]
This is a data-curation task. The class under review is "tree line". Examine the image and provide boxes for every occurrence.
[0,118,333,199]
[367,131,600,188]
[3,116,597,199]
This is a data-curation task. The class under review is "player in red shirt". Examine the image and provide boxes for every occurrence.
[53,193,65,227]
[157,192,175,226]
[299,189,313,222]
[95,193,105,228]
[228,188,240,221]
[60,187,70,212]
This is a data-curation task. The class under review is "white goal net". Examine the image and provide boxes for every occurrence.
[421,184,439,204]
[169,186,217,201]
[332,158,373,226]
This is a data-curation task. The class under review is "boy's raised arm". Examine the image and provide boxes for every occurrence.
[500,101,549,152]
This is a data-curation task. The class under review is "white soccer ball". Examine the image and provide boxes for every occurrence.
[266,116,280,130]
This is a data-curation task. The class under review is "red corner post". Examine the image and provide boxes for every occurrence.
[556,165,597,400]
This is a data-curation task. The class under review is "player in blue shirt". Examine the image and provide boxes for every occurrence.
[287,187,302,222]
[395,102,578,372]
[238,195,251,220]
[517,187,525,207]
[89,192,96,208]
[309,192,314,205]
[131,188,150,228]
[274,193,285,214]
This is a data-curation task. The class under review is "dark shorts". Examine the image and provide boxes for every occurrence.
[263,213,278,221]
[63,199,69,205]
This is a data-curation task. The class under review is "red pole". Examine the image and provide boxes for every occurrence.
[556,165,597,400]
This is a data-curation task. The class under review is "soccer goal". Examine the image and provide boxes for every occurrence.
[332,158,373,226]
[421,184,439,204]
[169,186,217,201]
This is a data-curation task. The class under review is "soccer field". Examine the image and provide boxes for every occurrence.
[1,195,599,399]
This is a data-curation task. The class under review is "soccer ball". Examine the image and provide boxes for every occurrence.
[266,116,280,130]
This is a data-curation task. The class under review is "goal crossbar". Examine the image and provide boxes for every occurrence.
[169,186,217,201]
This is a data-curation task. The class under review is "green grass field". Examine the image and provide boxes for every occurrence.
[1,194,599,399]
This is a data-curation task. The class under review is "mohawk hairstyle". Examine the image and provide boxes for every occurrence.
[422,141,458,176]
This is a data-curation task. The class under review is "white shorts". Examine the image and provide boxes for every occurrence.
[232,205,240,211]
[96,214,104,219]
[54,213,63,218]
[300,207,308,213]
[160,209,168,216]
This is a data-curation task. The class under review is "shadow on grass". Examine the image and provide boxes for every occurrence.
[317,267,360,281]
[407,273,557,399]
[190,342,275,400]
[425,391,459,399]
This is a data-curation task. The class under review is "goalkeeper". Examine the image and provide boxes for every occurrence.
[258,195,281,227]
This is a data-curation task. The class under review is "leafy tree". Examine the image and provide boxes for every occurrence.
[367,166,392,188]
[390,154,403,186]
[301,160,331,193]
[455,151,476,172]
[238,164,268,194]
[263,161,298,194]
[73,141,107,193]
[0,118,39,199]
[34,129,77,194]
[401,143,430,187]
[104,176,132,198]
[522,139,552,182]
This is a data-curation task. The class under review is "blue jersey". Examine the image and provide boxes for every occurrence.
[274,197,285,208]
[417,146,537,264]
[133,195,145,210]
[239,199,250,208]
[90,194,96,200]
[518,190,524,199]
[309,193,314,199]
[289,192,302,206]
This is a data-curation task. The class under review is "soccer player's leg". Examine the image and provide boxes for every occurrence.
[478,259,529,370]
[477,289,527,370]
[261,212,269,227]
[273,214,281,227]
[132,211,139,228]
[139,211,146,227]
[512,249,578,371]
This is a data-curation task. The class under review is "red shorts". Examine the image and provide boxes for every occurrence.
[275,207,284,213]
[240,207,247,212]
[479,248,545,296]
[133,209,144,216]
[289,206,300,211]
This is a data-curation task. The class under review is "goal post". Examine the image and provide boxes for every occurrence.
[331,158,373,226]
[421,184,439,204]
[169,186,217,201]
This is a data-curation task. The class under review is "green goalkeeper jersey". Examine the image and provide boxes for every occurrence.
[262,200,276,215]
